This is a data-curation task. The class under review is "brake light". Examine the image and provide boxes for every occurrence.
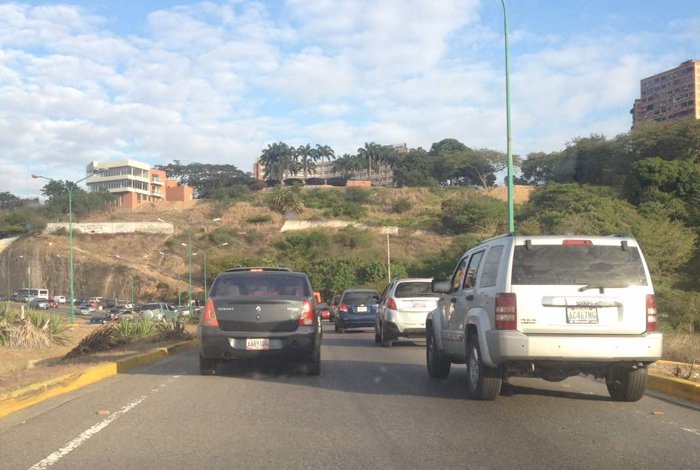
[646,294,657,332]
[339,304,349,313]
[562,239,593,245]
[201,299,219,328]
[386,298,398,310]
[299,299,317,326]
[495,293,517,330]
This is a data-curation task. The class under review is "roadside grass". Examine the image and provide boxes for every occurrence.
[0,302,68,349]
[662,329,700,364]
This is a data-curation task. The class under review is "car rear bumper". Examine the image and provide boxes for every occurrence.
[199,326,320,360]
[336,313,375,329]
[485,330,663,368]
[384,321,425,337]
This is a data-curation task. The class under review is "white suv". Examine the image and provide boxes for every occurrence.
[426,233,662,401]
[375,278,440,347]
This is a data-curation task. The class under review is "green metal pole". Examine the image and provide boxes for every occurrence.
[68,185,75,323]
[501,0,515,233]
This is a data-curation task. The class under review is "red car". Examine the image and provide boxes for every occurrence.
[48,299,58,308]
[317,302,331,321]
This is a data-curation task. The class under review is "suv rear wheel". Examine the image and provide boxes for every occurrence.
[606,366,647,402]
[199,354,218,376]
[426,326,450,378]
[380,322,393,348]
[466,334,502,400]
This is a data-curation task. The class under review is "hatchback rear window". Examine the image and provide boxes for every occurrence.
[343,292,380,304]
[212,273,311,297]
[511,245,648,286]
[394,282,434,298]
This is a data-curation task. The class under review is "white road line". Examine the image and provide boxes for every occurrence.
[682,428,700,436]
[27,376,178,470]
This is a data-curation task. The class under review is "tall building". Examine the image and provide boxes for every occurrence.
[631,59,699,127]
[85,159,193,209]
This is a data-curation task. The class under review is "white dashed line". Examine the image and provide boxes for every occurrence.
[27,376,179,470]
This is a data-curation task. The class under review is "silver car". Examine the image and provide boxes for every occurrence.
[375,278,439,347]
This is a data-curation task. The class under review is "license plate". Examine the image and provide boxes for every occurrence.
[566,307,598,324]
[412,302,426,309]
[356,306,368,312]
[246,338,270,350]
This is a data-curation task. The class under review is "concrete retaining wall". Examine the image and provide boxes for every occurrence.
[281,220,399,234]
[44,222,173,235]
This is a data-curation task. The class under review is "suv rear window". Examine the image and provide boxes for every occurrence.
[394,282,433,297]
[511,245,648,286]
[212,273,311,297]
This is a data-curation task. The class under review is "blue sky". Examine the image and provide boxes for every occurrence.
[1,0,698,198]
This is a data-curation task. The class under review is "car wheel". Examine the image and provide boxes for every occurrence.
[199,354,218,376]
[606,367,647,402]
[466,334,502,400]
[426,326,450,378]
[334,322,344,333]
[374,321,381,344]
[305,344,321,376]
[380,323,392,348]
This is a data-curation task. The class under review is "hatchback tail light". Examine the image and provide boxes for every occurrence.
[495,293,517,330]
[646,294,657,332]
[201,299,219,328]
[386,298,398,310]
[298,299,318,326]
[339,304,349,313]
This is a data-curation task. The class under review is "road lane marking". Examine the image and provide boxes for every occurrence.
[683,428,700,436]
[27,376,179,470]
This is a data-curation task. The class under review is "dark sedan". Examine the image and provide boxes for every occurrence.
[199,267,321,376]
[334,288,381,333]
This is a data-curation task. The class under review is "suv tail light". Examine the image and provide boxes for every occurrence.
[386,298,398,310]
[339,304,349,313]
[495,293,517,330]
[201,299,219,328]
[299,299,318,326]
[646,294,657,332]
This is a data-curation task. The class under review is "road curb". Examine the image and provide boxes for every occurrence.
[0,340,197,419]
[648,360,700,404]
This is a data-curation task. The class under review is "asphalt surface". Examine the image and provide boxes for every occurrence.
[1,324,699,470]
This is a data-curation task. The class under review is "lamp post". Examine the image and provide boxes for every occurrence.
[500,0,515,233]
[32,172,96,323]
[203,242,229,305]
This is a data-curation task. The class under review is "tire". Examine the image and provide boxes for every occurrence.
[466,334,502,400]
[426,327,451,378]
[199,354,218,376]
[380,323,393,348]
[606,367,647,402]
[374,321,381,344]
[305,344,321,376]
[335,322,344,333]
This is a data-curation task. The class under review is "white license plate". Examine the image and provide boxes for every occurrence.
[412,302,426,309]
[356,306,368,312]
[246,338,270,350]
[566,307,598,324]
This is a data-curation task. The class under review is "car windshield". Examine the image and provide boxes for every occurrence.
[212,273,310,297]
[343,292,380,304]
[394,282,435,298]
[512,245,648,286]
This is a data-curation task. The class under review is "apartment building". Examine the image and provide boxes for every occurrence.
[631,59,699,127]
[85,159,193,209]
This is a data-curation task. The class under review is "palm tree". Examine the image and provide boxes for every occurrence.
[357,142,383,181]
[294,144,317,178]
[259,142,294,181]
[315,144,336,164]
[331,154,360,179]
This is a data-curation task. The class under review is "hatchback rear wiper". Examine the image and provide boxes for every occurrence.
[578,284,629,293]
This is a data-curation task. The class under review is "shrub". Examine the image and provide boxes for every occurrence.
[155,319,192,341]
[264,186,303,213]
[391,198,413,214]
[344,187,371,204]
[246,214,273,224]
[116,317,156,341]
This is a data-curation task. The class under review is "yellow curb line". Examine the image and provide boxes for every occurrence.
[648,373,700,404]
[0,340,197,419]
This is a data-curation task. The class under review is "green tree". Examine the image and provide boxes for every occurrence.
[294,144,318,178]
[391,148,438,187]
[0,192,22,210]
[156,161,254,199]
[259,142,294,181]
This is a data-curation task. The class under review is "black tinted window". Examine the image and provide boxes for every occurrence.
[343,292,380,304]
[394,282,434,298]
[212,273,310,297]
[512,245,648,286]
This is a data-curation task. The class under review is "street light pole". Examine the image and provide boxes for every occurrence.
[32,172,96,323]
[203,242,229,305]
[500,0,515,233]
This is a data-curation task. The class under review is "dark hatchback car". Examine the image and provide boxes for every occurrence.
[334,288,381,333]
[199,267,321,375]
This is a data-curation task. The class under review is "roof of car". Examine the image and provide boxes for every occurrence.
[224,267,293,272]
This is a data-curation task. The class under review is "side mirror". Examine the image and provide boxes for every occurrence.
[431,280,451,294]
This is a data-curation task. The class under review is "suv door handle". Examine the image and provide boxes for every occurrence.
[465,295,474,301]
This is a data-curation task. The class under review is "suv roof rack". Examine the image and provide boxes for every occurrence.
[224,267,293,272]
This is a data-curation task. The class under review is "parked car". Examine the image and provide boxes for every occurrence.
[47,299,58,308]
[333,289,381,333]
[316,302,331,321]
[77,305,93,316]
[375,278,440,347]
[52,295,67,304]
[199,267,321,376]
[28,298,50,310]
[137,302,177,321]
[427,233,662,402]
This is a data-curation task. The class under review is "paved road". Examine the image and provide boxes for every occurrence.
[1,324,699,469]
